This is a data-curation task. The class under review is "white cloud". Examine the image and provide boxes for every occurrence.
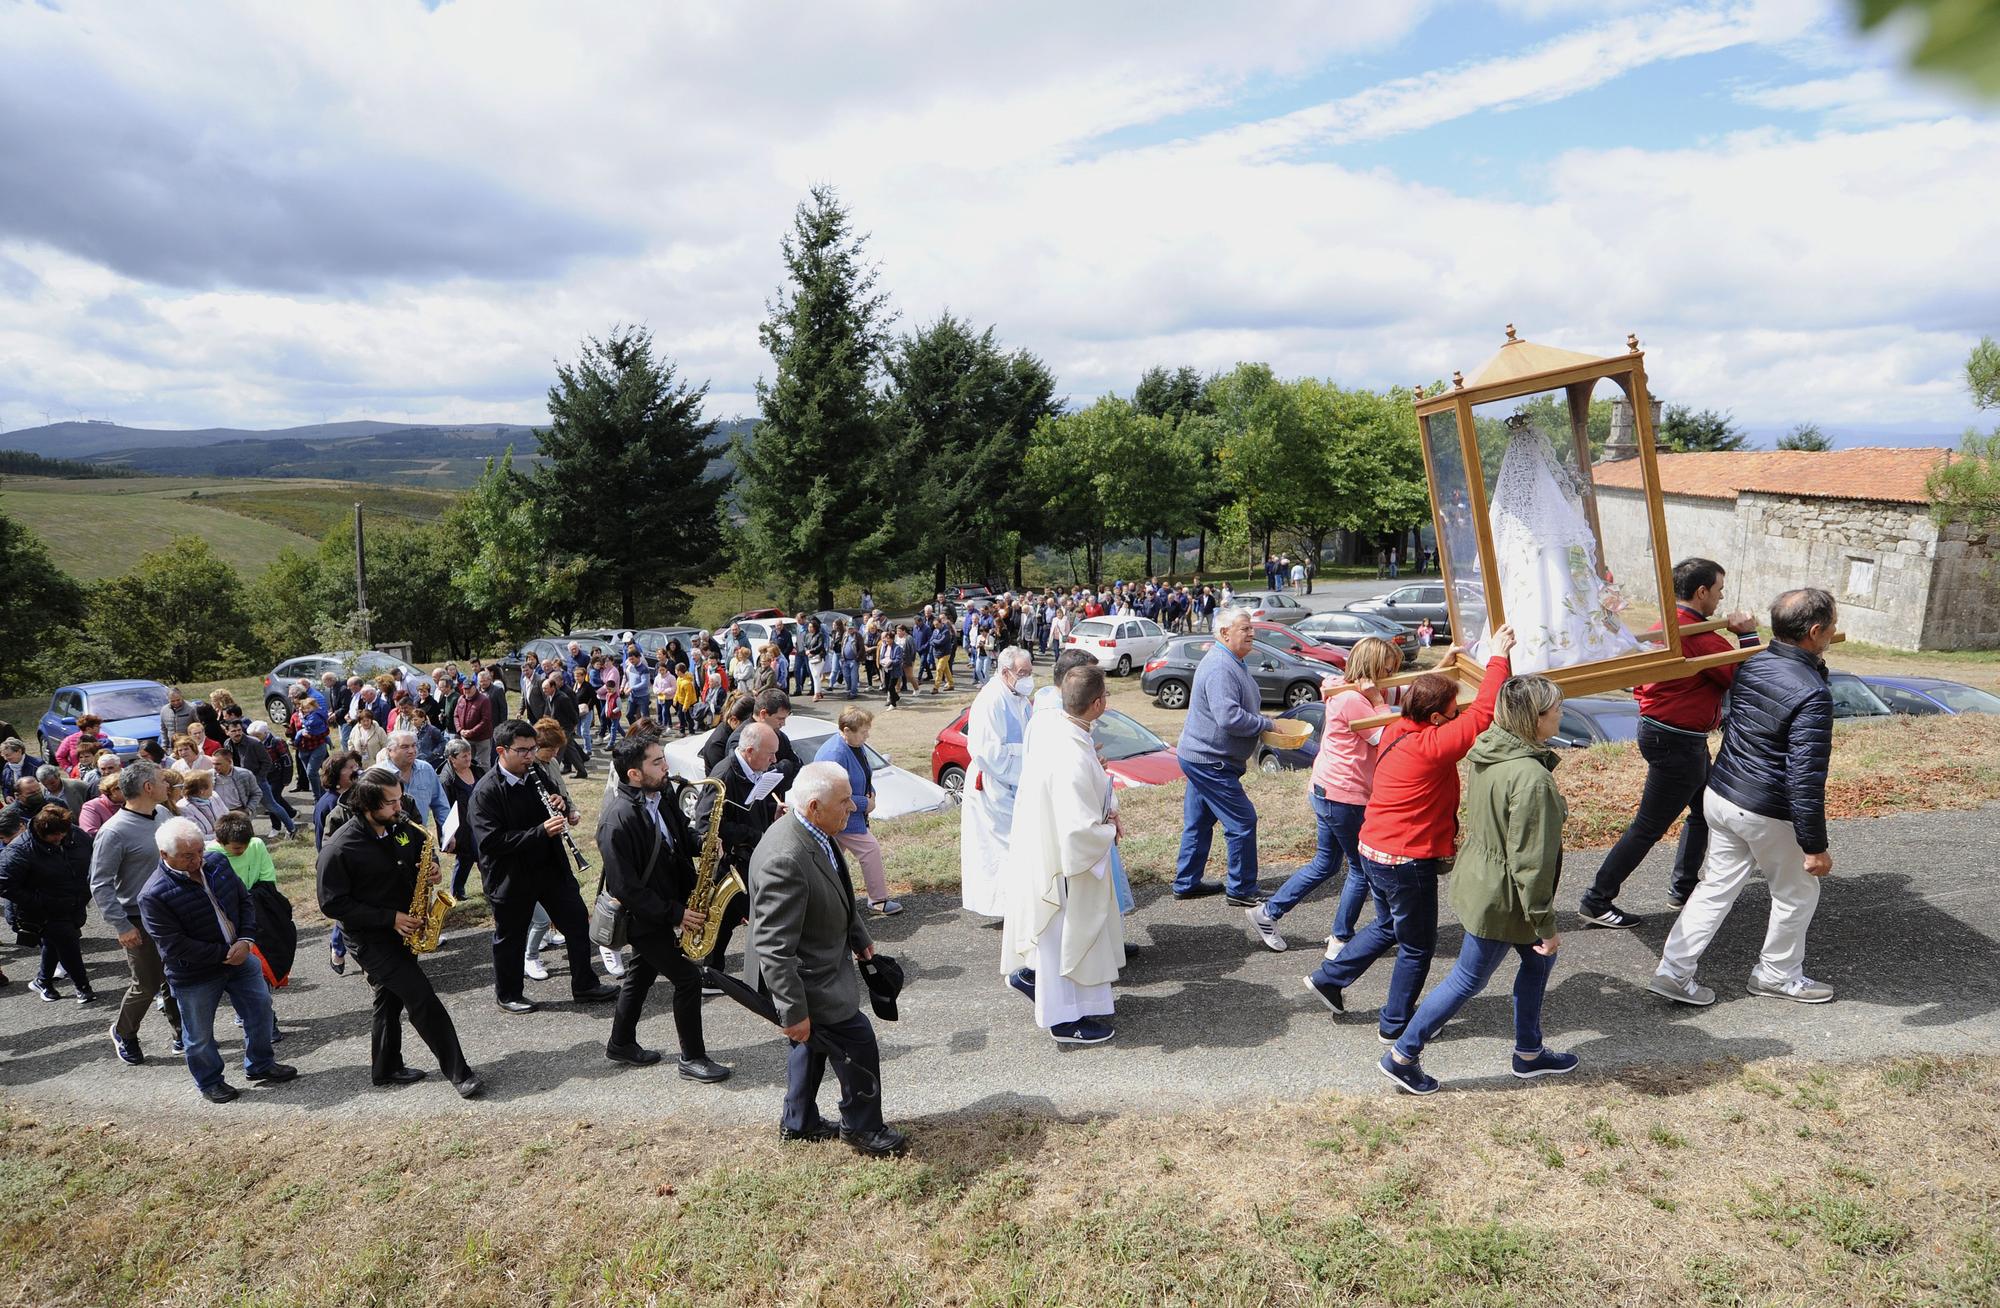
[0,0,1994,442]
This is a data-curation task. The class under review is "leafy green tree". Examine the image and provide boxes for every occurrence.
[1659,404,1748,453]
[1134,365,1220,573]
[1778,422,1833,452]
[446,452,589,644]
[84,536,262,682]
[247,546,335,659]
[1927,334,2000,531]
[879,313,1060,592]
[1133,366,1211,421]
[1856,1,2000,97]
[536,326,729,627]
[1968,335,2000,411]
[0,509,86,695]
[736,186,896,610]
[1026,397,1193,586]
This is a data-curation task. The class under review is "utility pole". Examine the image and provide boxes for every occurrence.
[354,502,372,648]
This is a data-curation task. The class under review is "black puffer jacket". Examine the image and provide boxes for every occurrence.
[1708,641,1833,854]
[0,827,95,928]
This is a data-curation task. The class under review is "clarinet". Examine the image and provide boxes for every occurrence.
[530,766,590,872]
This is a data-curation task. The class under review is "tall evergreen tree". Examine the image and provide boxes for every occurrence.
[536,326,728,627]
[880,313,1061,591]
[736,186,896,610]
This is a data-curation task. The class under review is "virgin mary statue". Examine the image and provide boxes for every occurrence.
[1486,413,1640,674]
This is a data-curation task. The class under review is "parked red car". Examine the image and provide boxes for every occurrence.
[932,706,1182,799]
[1251,620,1347,669]
[730,607,785,622]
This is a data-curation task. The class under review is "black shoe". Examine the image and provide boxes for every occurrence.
[250,1063,298,1084]
[29,979,63,1002]
[454,1074,485,1099]
[779,1121,840,1143]
[111,1031,143,1065]
[201,1082,239,1104]
[677,1056,732,1083]
[841,1125,909,1157]
[75,989,97,1006]
[606,1043,662,1067]
[1578,903,1640,929]
[1173,882,1224,900]
[573,983,619,1003]
[497,999,539,1014]
[1666,891,1690,909]
[1304,974,1345,1013]
[169,1035,187,1056]
[1007,968,1036,1001]
[1224,890,1269,907]
[373,1068,427,1086]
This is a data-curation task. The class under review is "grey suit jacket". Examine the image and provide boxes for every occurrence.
[746,814,873,1028]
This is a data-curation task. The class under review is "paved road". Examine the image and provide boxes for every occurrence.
[6,802,1988,1125]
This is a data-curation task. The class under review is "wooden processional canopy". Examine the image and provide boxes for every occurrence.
[1357,326,1829,724]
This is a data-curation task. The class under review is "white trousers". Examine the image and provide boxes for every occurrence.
[1032,889,1113,1029]
[1659,790,1822,987]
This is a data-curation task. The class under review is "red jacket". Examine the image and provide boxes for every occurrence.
[1357,655,1510,861]
[454,691,494,743]
[1634,605,1758,732]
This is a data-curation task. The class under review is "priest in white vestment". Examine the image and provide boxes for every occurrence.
[959,647,1035,917]
[1004,664,1125,1045]
[1032,650,1134,916]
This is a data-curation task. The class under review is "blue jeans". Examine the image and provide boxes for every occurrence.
[1266,794,1368,939]
[1312,856,1440,1037]
[300,743,328,799]
[576,711,593,755]
[1174,757,1259,897]
[841,658,859,699]
[174,956,278,1092]
[255,776,298,834]
[1393,932,1555,1062]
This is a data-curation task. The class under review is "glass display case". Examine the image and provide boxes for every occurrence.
[1408,326,1697,700]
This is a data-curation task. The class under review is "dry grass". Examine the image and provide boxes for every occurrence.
[3,1055,1995,1306]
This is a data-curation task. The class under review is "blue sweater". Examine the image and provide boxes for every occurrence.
[136,851,257,984]
[1179,642,1271,772]
[813,735,874,835]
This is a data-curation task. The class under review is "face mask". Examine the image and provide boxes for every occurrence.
[1014,675,1036,698]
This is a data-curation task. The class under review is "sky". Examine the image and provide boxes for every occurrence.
[1,0,1996,442]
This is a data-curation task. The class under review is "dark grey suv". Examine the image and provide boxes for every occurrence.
[1345,582,1482,638]
[1140,635,1328,711]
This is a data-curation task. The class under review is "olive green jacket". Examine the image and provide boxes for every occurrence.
[1449,725,1566,945]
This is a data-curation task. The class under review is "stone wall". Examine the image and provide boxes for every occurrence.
[1595,487,1742,613]
[1731,493,1931,649]
[1593,486,2000,650]
[1920,520,2000,649]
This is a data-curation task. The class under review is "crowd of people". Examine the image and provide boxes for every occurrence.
[0,557,1849,1148]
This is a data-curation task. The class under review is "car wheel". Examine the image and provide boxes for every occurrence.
[1116,653,1133,677]
[939,764,965,804]
[40,733,59,761]
[1285,681,1317,708]
[1258,749,1282,775]
[1155,678,1190,710]
[265,696,291,730]
[678,786,700,820]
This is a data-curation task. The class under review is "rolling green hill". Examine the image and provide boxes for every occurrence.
[0,476,453,580]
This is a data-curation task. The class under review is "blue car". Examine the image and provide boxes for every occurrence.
[36,680,174,762]
[1857,674,2000,717]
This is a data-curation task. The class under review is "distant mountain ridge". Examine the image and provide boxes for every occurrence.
[0,418,754,487]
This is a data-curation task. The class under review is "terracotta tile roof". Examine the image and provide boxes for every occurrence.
[1591,447,1948,505]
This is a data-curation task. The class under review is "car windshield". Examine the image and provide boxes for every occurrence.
[1830,678,1890,716]
[86,686,171,719]
[1931,683,2000,713]
[350,652,407,677]
[1092,710,1166,762]
[1250,635,1301,661]
[1073,619,1116,637]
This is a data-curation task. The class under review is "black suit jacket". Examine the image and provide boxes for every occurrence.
[724,725,799,797]
[468,763,569,903]
[317,814,427,952]
[597,783,698,942]
[694,750,776,876]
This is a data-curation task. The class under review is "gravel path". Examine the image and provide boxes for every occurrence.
[4,804,1993,1127]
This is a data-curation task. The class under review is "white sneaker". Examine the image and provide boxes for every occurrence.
[600,946,627,978]
[1647,972,1716,1007]
[523,956,550,981]
[1246,904,1288,952]
[1747,974,1834,1004]
[544,931,567,950]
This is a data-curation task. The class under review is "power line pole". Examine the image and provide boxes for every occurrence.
[354,502,372,648]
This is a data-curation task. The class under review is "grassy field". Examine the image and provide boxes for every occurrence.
[3,1054,1994,1305]
[0,476,452,582]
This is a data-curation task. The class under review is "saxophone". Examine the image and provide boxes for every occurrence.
[679,777,743,961]
[407,821,455,954]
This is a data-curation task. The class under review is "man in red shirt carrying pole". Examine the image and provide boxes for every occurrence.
[1578,558,1759,929]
